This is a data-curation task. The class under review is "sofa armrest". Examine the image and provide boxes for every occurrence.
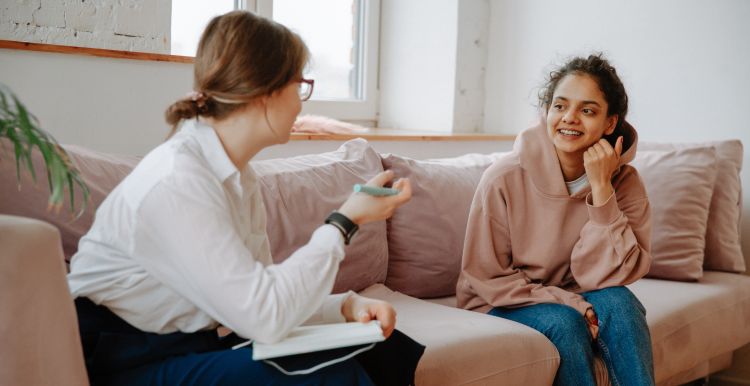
[0,214,88,385]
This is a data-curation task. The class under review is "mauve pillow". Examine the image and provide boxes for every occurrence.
[381,152,509,298]
[251,139,388,294]
[630,147,719,281]
[0,138,141,264]
[639,141,744,273]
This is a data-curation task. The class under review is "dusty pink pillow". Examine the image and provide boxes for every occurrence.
[381,152,509,298]
[251,139,388,294]
[639,141,744,273]
[630,147,719,281]
[0,139,140,264]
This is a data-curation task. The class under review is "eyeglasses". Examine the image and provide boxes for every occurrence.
[298,78,314,101]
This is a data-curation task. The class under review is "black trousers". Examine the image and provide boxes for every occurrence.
[75,297,425,386]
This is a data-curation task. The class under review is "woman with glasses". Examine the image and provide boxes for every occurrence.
[67,11,423,386]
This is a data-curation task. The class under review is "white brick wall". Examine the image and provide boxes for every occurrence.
[0,0,171,54]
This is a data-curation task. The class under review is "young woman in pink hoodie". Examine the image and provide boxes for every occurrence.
[458,54,654,386]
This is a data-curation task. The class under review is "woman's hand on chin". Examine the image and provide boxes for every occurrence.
[337,170,412,225]
[342,294,396,339]
[584,136,623,206]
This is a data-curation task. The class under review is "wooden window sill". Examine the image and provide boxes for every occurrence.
[290,128,515,141]
[0,40,193,63]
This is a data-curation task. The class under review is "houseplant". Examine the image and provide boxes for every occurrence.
[0,84,90,220]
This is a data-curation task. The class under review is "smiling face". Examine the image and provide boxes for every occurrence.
[546,74,618,160]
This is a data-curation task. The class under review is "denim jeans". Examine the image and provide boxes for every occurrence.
[489,286,655,386]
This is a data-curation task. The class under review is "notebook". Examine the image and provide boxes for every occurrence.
[251,320,385,360]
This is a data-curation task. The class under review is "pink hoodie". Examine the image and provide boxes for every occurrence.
[457,116,652,316]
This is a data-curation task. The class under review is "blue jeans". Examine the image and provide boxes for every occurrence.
[489,286,655,386]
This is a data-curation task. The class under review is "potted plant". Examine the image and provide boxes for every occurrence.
[0,84,90,220]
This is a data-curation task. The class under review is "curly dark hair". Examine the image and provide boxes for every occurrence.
[538,53,629,148]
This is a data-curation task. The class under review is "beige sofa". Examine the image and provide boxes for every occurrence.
[1,137,749,386]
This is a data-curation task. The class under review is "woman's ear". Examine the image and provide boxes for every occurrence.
[604,114,618,135]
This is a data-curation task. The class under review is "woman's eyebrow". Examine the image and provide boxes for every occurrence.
[555,96,601,107]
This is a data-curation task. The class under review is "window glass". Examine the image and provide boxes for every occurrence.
[273,0,362,100]
[171,0,235,56]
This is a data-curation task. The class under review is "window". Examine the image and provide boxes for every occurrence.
[252,0,380,123]
[171,0,380,123]
[171,0,236,57]
[273,0,363,101]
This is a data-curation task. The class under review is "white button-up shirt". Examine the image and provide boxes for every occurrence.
[68,120,349,344]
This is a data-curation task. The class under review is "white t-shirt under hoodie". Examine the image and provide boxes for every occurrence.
[68,119,350,344]
[565,173,589,196]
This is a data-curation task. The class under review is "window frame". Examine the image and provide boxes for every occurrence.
[243,0,380,124]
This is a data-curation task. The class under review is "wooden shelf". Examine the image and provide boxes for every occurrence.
[290,128,515,142]
[0,40,193,63]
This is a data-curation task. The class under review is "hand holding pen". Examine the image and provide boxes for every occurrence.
[337,170,412,225]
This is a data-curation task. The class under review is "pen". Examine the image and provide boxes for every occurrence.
[353,184,401,196]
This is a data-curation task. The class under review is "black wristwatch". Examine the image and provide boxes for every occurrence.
[325,211,359,245]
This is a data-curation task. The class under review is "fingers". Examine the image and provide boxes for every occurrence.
[358,309,371,323]
[584,308,599,340]
[390,178,412,205]
[366,170,394,188]
[589,323,599,340]
[614,136,623,158]
[370,302,396,339]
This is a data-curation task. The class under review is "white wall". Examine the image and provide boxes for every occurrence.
[0,49,191,156]
[0,48,510,160]
[0,0,171,54]
[483,0,750,266]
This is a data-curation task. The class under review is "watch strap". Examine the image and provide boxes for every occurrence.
[325,211,359,245]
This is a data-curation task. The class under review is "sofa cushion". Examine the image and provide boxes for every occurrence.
[252,139,388,294]
[0,139,140,263]
[639,141,744,273]
[380,152,508,298]
[627,272,750,383]
[358,284,560,386]
[420,271,750,385]
[630,147,718,281]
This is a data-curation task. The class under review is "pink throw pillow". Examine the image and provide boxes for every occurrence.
[639,141,744,273]
[251,139,389,294]
[0,139,141,264]
[381,152,509,298]
[630,147,719,281]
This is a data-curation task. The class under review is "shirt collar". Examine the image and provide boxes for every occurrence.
[181,119,239,183]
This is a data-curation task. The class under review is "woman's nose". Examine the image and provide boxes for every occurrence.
[562,111,577,124]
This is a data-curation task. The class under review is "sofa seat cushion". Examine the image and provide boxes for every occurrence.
[421,271,750,384]
[627,271,750,383]
[358,284,559,386]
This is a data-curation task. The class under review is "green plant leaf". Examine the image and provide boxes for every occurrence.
[0,83,93,219]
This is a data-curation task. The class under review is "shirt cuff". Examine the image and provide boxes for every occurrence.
[309,224,346,262]
[321,291,356,324]
[586,191,622,226]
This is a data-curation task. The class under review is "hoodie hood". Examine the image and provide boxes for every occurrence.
[513,114,639,197]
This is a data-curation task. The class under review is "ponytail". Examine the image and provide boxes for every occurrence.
[163,11,309,139]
